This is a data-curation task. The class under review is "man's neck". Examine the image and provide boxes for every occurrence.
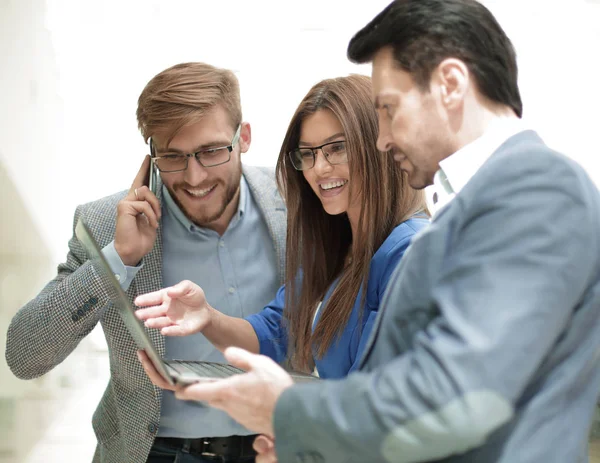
[205,188,241,236]
[454,103,519,153]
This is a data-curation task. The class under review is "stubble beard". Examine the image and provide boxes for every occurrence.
[169,167,242,228]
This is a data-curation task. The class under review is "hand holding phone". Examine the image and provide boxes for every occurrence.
[114,155,161,266]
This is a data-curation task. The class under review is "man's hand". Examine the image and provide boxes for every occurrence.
[254,435,277,463]
[252,435,277,463]
[135,280,213,336]
[114,155,161,266]
[137,350,177,391]
[174,347,294,437]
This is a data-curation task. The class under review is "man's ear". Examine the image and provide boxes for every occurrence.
[239,122,251,154]
[433,58,470,111]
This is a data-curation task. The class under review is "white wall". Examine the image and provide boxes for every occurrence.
[485,0,600,177]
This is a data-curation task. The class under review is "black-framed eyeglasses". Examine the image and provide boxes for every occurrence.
[288,140,348,171]
[150,125,241,173]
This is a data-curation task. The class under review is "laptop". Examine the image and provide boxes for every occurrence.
[75,217,319,386]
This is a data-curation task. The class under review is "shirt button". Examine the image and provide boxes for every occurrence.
[115,274,121,282]
[228,287,236,294]
[219,241,225,248]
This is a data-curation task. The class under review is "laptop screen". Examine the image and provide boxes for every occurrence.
[75,217,175,385]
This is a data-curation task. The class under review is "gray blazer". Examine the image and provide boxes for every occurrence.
[274,131,600,463]
[5,165,286,463]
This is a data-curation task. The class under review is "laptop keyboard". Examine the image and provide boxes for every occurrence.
[168,360,244,378]
[168,359,320,382]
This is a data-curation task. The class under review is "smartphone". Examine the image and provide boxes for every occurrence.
[148,138,159,196]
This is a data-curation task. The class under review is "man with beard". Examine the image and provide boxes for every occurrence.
[6,62,286,463]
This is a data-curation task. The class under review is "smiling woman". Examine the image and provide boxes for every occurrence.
[274,74,429,372]
[296,110,353,220]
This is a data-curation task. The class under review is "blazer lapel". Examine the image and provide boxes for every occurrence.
[357,277,392,369]
[357,250,408,370]
[242,165,287,285]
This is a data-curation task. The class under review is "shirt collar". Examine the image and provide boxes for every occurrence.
[161,175,248,234]
[430,117,527,213]
[229,176,248,229]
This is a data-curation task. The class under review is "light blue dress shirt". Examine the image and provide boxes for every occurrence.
[103,177,280,438]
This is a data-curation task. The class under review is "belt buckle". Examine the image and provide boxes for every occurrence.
[200,438,220,458]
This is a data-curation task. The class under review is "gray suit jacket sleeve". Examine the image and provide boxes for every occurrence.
[6,203,115,379]
[272,149,599,463]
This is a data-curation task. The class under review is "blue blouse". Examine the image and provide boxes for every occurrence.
[245,217,429,379]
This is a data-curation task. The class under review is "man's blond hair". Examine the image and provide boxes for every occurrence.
[137,62,242,145]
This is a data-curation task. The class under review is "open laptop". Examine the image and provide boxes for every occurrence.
[75,217,318,386]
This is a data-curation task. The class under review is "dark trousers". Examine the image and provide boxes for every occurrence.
[147,437,256,463]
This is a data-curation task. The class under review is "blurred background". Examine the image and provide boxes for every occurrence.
[1,0,600,461]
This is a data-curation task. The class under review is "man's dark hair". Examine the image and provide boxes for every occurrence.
[347,0,523,117]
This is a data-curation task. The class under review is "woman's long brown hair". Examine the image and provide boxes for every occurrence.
[276,75,427,371]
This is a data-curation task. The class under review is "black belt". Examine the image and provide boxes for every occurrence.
[153,435,257,460]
